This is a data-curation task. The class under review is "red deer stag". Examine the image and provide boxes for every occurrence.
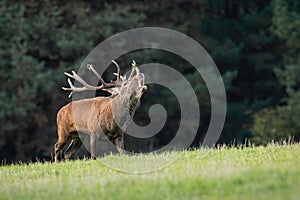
[54,61,147,162]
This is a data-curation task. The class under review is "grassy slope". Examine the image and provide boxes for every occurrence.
[1,144,300,200]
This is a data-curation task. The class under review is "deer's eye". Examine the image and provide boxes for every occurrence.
[122,82,129,87]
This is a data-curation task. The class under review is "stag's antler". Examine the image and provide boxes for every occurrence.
[62,60,138,98]
[62,71,116,98]
[62,61,122,98]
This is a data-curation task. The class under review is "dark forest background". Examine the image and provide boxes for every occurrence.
[1,0,300,162]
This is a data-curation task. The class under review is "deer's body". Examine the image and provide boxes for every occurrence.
[57,97,114,137]
[54,61,146,162]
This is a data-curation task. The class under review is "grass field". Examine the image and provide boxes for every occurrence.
[1,144,300,200]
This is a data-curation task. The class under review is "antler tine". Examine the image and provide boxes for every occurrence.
[61,78,75,98]
[132,60,136,66]
[64,71,94,89]
[111,60,121,81]
[86,64,110,87]
[128,60,136,79]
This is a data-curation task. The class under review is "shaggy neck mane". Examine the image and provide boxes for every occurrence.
[111,92,140,129]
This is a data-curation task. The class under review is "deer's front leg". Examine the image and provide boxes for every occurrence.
[90,134,97,159]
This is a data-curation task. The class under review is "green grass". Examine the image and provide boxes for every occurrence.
[1,144,300,200]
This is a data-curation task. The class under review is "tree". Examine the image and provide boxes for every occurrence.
[251,0,300,144]
[197,0,283,143]
[1,0,293,161]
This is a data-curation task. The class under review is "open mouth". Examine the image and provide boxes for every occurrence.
[136,85,147,99]
[141,85,147,92]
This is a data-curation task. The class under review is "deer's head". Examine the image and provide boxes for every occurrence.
[118,61,147,101]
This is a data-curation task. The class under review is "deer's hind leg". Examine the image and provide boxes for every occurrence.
[64,133,82,161]
[54,125,70,163]
[54,138,68,163]
[114,135,125,155]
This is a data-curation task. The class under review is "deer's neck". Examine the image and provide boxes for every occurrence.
[111,94,140,128]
